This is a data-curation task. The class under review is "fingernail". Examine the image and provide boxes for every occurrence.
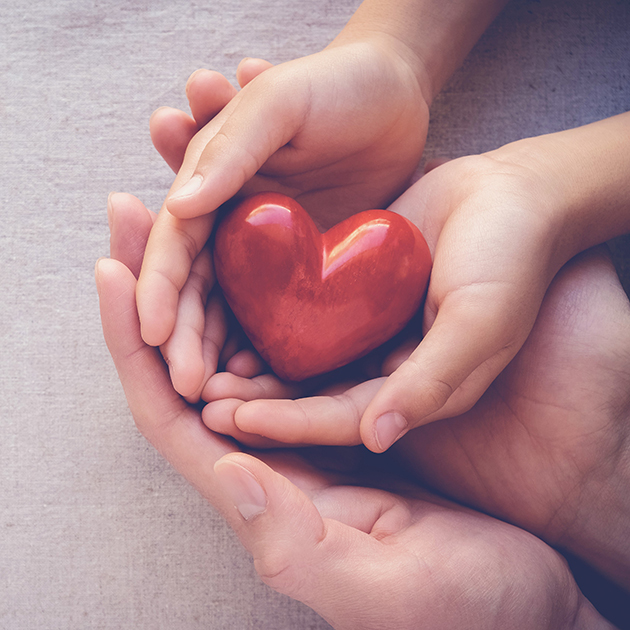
[186,69,205,96]
[107,192,116,231]
[163,353,175,383]
[375,412,407,452]
[215,461,267,521]
[169,174,202,201]
[94,257,106,294]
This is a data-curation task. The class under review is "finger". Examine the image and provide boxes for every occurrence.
[217,326,244,369]
[224,348,268,378]
[232,378,385,446]
[149,106,199,172]
[136,210,216,346]
[202,371,300,403]
[203,372,378,448]
[138,69,243,346]
[97,257,186,437]
[160,248,217,399]
[136,61,296,343]
[96,257,238,509]
[381,337,421,377]
[185,68,238,127]
[165,66,309,219]
[213,453,410,624]
[361,291,528,452]
[235,57,274,87]
[216,321,262,371]
[202,398,295,449]
[188,290,231,401]
[108,192,156,278]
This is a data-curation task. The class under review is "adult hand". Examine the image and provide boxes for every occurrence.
[201,233,630,588]
[97,194,609,630]
[395,244,630,589]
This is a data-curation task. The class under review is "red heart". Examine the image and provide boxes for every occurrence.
[214,193,432,381]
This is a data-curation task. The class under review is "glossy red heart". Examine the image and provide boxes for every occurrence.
[214,192,432,381]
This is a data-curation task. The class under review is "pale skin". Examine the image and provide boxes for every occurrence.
[137,0,630,454]
[107,182,630,591]
[98,193,622,629]
[146,85,630,592]
[135,0,512,444]
[149,57,630,459]
[102,2,630,621]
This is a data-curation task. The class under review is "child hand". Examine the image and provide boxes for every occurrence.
[148,60,276,173]
[147,64,275,400]
[200,113,630,452]
[136,39,430,348]
[360,113,630,449]
[150,62,343,406]
[201,153,562,447]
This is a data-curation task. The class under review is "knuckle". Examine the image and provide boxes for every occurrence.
[424,377,455,414]
[396,359,455,417]
[212,129,261,186]
[171,223,201,269]
[254,549,301,594]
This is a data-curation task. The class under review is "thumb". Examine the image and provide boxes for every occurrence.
[214,454,425,628]
[360,293,530,452]
[213,453,330,598]
[165,67,309,219]
[213,453,380,619]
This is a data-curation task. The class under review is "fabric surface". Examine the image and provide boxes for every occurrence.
[1,0,628,628]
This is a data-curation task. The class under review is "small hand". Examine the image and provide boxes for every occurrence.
[198,153,566,450]
[145,65,271,400]
[365,114,630,448]
[136,40,430,349]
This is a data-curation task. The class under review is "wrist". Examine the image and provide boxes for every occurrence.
[332,0,509,103]
[487,113,630,268]
[329,26,433,109]
[485,136,580,275]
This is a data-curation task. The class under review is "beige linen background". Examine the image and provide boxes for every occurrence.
[1,0,629,628]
